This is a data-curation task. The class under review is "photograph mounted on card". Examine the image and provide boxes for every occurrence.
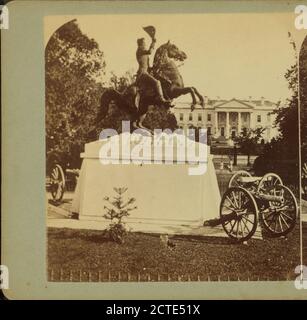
[44,10,303,283]
[2,0,307,299]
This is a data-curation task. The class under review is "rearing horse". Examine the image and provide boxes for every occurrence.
[153,41,204,109]
[98,41,205,130]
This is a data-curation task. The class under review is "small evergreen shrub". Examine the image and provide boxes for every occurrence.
[103,187,137,243]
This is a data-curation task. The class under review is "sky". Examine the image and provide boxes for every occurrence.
[45,13,306,103]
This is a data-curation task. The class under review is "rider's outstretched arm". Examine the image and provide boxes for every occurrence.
[144,38,156,55]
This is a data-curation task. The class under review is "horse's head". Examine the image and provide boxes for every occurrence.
[152,41,186,88]
[154,41,187,68]
[165,41,187,61]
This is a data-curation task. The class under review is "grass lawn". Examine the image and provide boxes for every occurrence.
[48,224,300,282]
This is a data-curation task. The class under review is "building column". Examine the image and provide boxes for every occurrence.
[225,112,230,138]
[250,112,254,129]
[214,112,218,137]
[238,112,242,134]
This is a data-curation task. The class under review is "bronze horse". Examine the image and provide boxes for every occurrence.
[153,41,204,107]
[98,41,204,129]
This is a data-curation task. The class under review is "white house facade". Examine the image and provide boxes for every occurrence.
[173,97,279,142]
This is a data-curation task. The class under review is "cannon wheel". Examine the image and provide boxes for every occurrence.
[220,187,259,242]
[257,173,282,194]
[228,170,251,188]
[50,164,65,202]
[261,185,298,237]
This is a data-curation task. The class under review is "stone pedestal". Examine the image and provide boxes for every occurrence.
[72,134,221,229]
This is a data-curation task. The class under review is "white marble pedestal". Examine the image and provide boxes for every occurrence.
[72,135,221,230]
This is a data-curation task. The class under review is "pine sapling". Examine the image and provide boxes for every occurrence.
[103,187,137,243]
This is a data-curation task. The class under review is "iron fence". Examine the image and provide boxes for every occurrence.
[47,269,294,282]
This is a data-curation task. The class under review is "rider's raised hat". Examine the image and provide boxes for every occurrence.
[143,26,156,39]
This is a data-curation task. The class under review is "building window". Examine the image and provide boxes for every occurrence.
[231,113,236,123]
[231,127,236,139]
[189,113,193,121]
[207,114,211,122]
[257,115,261,123]
[267,113,271,122]
[221,127,225,137]
[179,113,184,121]
[198,113,202,121]
[207,127,211,136]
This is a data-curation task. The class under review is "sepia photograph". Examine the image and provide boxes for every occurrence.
[2,0,307,302]
[44,12,306,283]
[42,10,307,288]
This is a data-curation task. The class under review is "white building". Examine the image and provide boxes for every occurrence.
[173,97,279,142]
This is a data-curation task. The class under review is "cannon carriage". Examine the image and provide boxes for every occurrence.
[220,170,298,242]
[46,164,79,202]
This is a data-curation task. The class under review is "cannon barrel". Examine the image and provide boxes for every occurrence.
[204,212,238,227]
[254,193,283,202]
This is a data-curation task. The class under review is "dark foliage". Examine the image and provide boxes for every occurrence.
[45,20,106,171]
[253,34,300,185]
[299,36,307,163]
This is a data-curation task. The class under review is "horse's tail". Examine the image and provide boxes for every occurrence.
[122,84,140,120]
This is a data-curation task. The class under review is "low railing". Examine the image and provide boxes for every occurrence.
[47,269,294,282]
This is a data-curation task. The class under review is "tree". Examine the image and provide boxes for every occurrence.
[299,35,307,163]
[253,33,299,185]
[45,19,106,170]
[273,63,298,155]
[109,70,135,93]
[235,127,264,165]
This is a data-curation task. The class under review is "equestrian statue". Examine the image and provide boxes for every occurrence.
[98,26,205,131]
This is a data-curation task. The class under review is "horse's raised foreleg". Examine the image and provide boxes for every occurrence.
[138,113,147,130]
[192,87,205,108]
[171,87,197,111]
[136,114,154,135]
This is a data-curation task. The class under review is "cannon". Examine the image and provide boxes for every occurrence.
[46,164,80,202]
[220,170,298,242]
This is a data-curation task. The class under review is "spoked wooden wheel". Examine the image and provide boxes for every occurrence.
[50,164,65,202]
[228,170,251,188]
[257,173,282,194]
[220,187,258,242]
[261,185,298,237]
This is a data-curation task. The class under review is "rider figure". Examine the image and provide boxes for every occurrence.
[136,37,170,104]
